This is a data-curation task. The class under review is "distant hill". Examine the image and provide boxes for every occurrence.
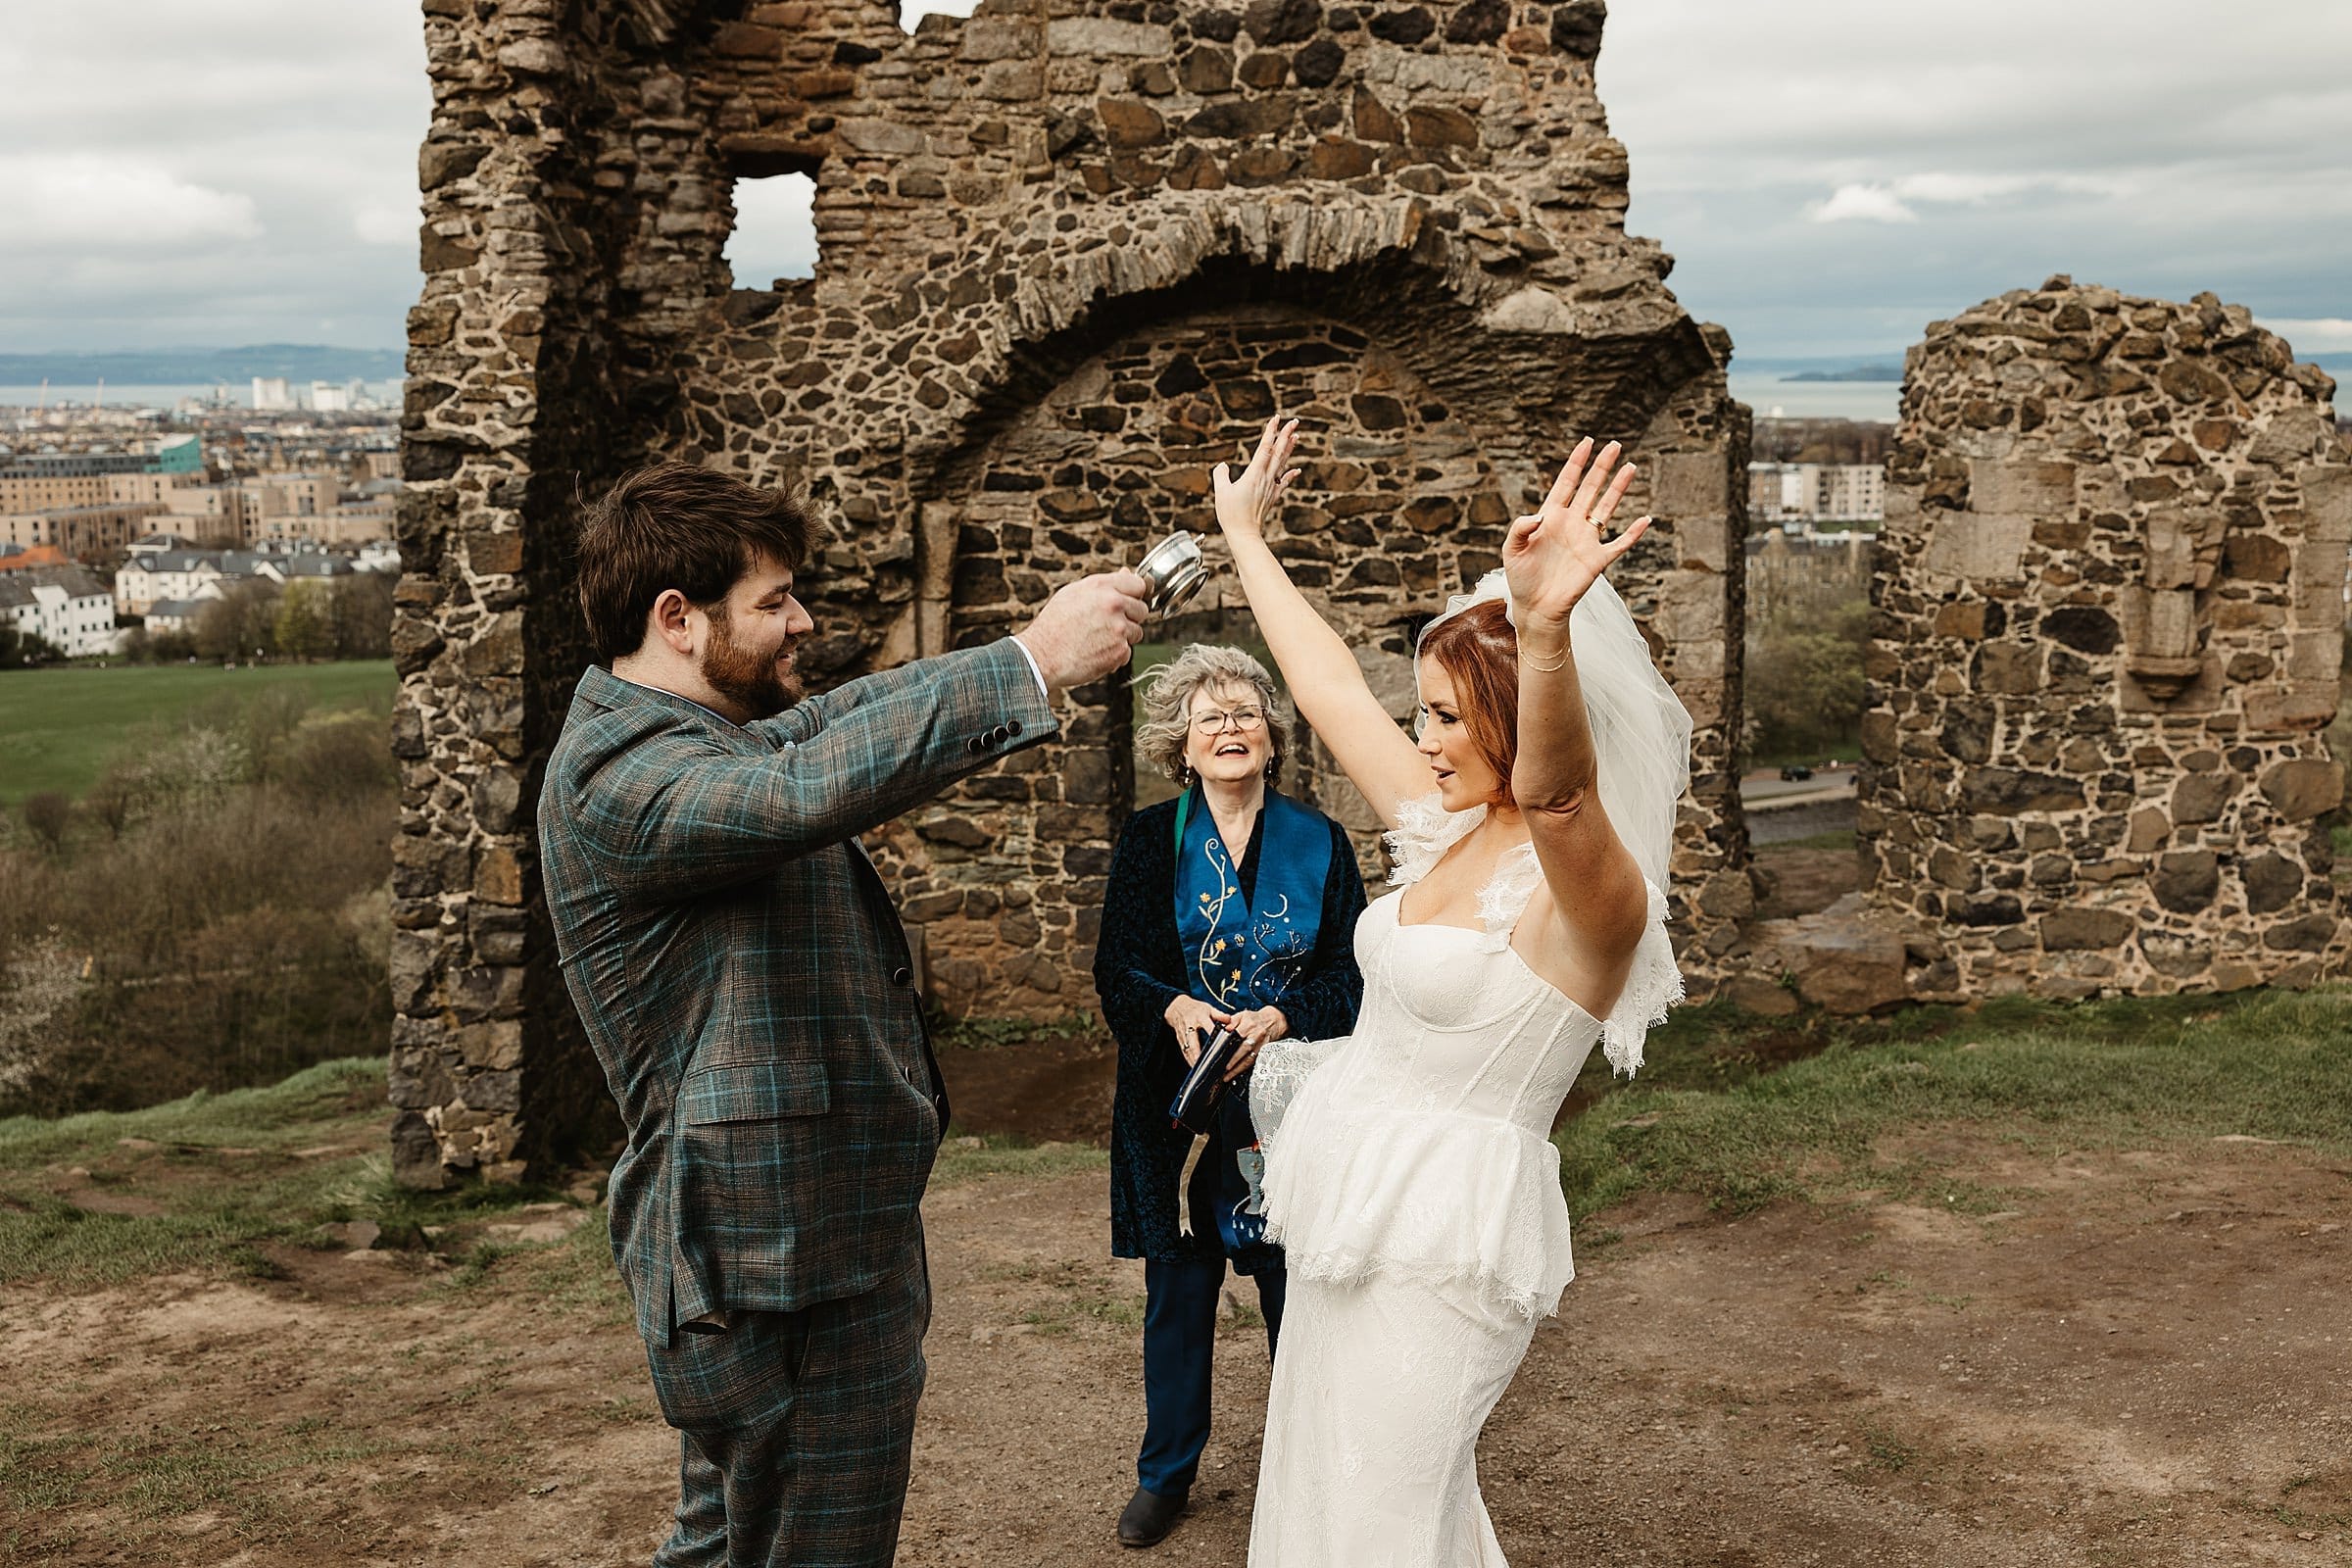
[1786,365,1904,383]
[0,345,404,384]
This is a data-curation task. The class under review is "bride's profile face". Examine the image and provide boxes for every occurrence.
[1416,659,1497,810]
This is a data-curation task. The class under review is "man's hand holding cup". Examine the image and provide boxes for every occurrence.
[1014,569,1151,691]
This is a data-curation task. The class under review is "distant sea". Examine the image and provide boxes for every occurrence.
[1727,374,1899,422]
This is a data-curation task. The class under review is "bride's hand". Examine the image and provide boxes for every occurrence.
[1502,438,1650,645]
[1211,416,1302,543]
[1222,1005,1288,1080]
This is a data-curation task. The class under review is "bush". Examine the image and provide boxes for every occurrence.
[20,792,72,853]
[0,625,61,669]
[0,688,395,1118]
[279,713,397,800]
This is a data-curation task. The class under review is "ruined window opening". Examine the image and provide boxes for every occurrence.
[898,0,979,33]
[725,171,817,289]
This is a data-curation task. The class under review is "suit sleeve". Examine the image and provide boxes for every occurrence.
[564,638,1056,900]
[1093,814,1185,1063]
[1277,818,1369,1042]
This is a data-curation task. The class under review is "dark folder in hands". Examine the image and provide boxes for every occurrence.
[1168,1025,1245,1137]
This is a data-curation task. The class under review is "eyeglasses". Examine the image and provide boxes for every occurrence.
[1190,706,1266,735]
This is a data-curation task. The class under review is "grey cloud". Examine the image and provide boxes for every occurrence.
[4,0,2343,367]
[2,0,426,352]
[1602,0,2352,359]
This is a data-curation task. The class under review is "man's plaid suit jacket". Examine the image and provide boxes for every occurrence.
[539,642,1057,1347]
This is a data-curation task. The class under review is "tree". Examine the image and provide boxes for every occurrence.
[1745,599,1870,763]
[193,581,280,662]
[329,572,395,660]
[272,581,336,662]
[0,624,61,668]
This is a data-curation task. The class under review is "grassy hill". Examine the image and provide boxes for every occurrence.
[0,662,393,807]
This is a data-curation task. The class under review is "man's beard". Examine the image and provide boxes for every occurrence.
[701,606,802,719]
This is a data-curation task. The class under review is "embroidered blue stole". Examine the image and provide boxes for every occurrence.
[1171,787,1329,1266]
[1172,786,1331,1012]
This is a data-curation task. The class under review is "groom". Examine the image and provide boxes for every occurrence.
[539,461,1149,1567]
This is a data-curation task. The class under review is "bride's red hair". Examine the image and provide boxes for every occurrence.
[1417,599,1520,809]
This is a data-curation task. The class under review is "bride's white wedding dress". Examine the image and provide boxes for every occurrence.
[1247,797,1674,1567]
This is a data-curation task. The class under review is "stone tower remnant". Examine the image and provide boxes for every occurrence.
[1863,277,2349,1001]
[391,0,1751,1185]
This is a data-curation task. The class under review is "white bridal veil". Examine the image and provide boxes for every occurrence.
[1411,568,1693,1076]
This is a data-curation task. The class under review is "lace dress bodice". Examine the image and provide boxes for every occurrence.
[1251,805,1618,1322]
[1345,891,1598,1135]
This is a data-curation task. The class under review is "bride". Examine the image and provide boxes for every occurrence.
[1211,416,1691,1566]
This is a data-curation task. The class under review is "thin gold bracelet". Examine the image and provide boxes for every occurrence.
[1518,644,1571,673]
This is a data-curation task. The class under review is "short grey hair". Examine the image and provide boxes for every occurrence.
[1135,644,1293,787]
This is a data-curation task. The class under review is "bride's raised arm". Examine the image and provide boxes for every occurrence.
[1504,439,1655,980]
[1212,416,1430,828]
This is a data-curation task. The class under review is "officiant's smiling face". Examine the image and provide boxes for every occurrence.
[1416,660,1500,811]
[1182,681,1272,790]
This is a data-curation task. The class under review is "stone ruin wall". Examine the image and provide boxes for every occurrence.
[391,0,1751,1183]
[1861,277,2351,1002]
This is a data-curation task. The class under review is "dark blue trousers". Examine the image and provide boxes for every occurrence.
[1137,1255,1287,1497]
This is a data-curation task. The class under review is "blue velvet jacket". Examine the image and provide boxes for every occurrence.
[1094,793,1368,1264]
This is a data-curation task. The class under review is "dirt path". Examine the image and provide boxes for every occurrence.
[4,1134,2347,1566]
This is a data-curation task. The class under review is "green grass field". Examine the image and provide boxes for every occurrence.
[2,985,2346,1294]
[0,661,393,806]
[1556,985,2352,1223]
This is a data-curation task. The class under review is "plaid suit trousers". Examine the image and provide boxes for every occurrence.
[647,1244,930,1568]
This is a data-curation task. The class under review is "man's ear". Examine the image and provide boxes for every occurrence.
[648,588,697,657]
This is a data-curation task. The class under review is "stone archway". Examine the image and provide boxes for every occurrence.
[880,300,1529,1012]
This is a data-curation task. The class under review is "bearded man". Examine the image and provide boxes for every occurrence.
[538,461,1148,1567]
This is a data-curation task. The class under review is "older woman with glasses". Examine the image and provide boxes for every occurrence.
[1094,644,1369,1548]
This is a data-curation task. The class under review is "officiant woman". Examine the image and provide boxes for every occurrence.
[1093,644,1368,1548]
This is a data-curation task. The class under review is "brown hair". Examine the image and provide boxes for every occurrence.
[1418,598,1520,808]
[574,462,814,662]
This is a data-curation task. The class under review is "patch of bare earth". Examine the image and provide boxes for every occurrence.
[5,1135,2347,1565]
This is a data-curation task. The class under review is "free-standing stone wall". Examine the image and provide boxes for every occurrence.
[392,0,1750,1184]
[1863,277,2350,1001]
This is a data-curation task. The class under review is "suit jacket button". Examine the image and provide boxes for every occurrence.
[1006,719,1022,737]
[992,724,1010,744]
[891,965,911,987]
[966,735,985,754]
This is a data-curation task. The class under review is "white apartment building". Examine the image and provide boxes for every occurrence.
[0,566,121,658]
[1747,462,1886,525]
[116,549,222,614]
[116,547,356,615]
[141,593,221,635]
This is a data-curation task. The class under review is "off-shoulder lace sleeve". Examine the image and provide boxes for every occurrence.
[1474,843,1543,955]
[1601,879,1683,1077]
[1381,792,1483,888]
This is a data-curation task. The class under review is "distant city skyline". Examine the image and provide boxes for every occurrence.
[4,0,2345,368]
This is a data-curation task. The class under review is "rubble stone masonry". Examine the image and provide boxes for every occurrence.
[1865,278,2350,1002]
[391,0,1749,1183]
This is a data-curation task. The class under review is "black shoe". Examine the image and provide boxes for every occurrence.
[1116,1486,1187,1547]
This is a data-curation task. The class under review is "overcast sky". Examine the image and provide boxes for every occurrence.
[4,0,2344,367]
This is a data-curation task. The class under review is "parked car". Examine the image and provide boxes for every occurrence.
[1779,764,1814,782]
